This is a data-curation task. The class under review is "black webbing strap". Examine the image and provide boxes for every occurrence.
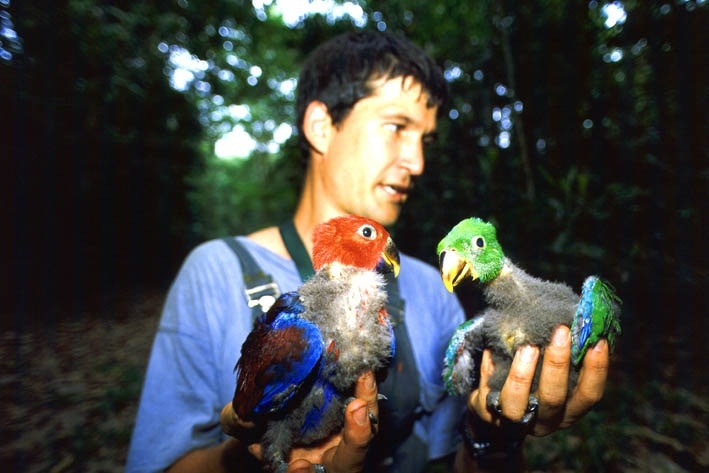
[221,237,281,321]
[274,221,421,465]
[278,220,315,282]
[370,270,423,466]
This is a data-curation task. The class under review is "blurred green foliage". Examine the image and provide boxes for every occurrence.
[5,0,708,380]
[3,1,708,470]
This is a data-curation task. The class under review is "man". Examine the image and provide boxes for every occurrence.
[126,31,610,473]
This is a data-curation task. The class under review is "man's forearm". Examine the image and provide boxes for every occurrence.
[453,443,524,473]
[166,438,251,473]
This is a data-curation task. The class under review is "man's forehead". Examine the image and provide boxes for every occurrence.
[360,76,437,128]
[367,75,432,103]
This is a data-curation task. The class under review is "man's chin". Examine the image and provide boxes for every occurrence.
[374,205,403,227]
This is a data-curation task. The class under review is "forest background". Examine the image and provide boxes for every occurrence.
[1,1,707,471]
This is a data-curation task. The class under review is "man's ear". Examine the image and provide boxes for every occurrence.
[302,101,333,155]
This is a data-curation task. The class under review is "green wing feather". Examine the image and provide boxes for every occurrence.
[571,276,622,366]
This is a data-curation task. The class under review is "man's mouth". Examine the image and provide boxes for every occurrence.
[380,183,414,203]
[382,183,413,196]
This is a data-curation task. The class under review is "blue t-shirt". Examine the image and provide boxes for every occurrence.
[125,237,465,472]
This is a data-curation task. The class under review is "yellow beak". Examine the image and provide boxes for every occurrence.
[381,237,401,277]
[439,250,477,292]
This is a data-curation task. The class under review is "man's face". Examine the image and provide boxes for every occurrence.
[319,76,438,226]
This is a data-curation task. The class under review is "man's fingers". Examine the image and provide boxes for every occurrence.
[247,444,262,460]
[535,326,571,433]
[468,349,494,422]
[562,339,609,428]
[287,433,342,465]
[352,371,379,422]
[286,459,315,473]
[348,371,378,441]
[322,372,378,473]
[220,402,255,438]
[320,401,369,473]
[498,345,539,422]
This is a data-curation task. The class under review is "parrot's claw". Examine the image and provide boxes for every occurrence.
[521,394,539,424]
[274,461,289,473]
[486,390,502,414]
[486,391,539,425]
[344,394,384,430]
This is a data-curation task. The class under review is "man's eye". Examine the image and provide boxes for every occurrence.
[384,123,404,133]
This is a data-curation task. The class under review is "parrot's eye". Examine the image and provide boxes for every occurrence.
[358,224,377,240]
[473,236,485,248]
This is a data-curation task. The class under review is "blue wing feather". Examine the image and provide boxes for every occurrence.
[443,315,486,395]
[234,291,325,418]
[299,377,338,435]
[571,276,622,365]
[572,280,594,355]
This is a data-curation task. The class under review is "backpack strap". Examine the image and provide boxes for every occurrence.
[221,237,281,321]
[370,271,423,466]
[278,220,315,281]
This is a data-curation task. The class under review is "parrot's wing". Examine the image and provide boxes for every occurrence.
[234,292,324,418]
[571,276,622,366]
[443,315,487,395]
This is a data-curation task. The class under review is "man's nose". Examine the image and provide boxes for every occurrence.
[399,139,425,175]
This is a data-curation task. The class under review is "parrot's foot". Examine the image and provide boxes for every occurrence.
[486,391,539,425]
[268,448,291,473]
[274,461,288,473]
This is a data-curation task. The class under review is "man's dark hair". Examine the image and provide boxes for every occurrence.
[296,30,448,162]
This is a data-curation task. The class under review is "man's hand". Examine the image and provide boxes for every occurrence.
[221,371,379,473]
[468,325,610,436]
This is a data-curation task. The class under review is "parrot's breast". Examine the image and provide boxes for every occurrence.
[298,266,393,390]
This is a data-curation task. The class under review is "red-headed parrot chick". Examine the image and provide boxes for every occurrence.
[231,215,399,472]
[437,217,620,419]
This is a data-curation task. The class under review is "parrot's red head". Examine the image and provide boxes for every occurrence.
[312,215,400,276]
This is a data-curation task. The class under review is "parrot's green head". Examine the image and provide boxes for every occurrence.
[437,217,505,291]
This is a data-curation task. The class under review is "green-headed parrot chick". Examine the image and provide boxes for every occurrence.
[437,217,621,416]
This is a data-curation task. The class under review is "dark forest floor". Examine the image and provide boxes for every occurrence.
[1,290,708,473]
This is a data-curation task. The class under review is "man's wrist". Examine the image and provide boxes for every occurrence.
[460,410,525,468]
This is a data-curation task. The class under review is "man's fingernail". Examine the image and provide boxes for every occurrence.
[520,345,537,362]
[552,327,570,346]
[594,339,608,351]
[353,405,368,426]
[365,372,375,390]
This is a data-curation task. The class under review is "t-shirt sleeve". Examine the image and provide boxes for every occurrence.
[125,241,252,473]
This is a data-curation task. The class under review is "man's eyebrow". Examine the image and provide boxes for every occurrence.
[380,111,416,123]
[380,112,435,130]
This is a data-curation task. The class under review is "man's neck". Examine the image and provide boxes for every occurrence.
[292,169,346,258]
[292,203,331,258]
